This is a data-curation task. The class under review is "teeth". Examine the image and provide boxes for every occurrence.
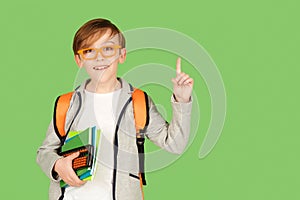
[93,65,108,70]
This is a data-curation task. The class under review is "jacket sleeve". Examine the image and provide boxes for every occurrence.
[36,119,63,182]
[145,95,192,154]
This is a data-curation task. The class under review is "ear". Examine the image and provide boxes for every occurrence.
[75,54,83,68]
[118,48,126,64]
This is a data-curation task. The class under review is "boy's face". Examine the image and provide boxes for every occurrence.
[75,30,126,84]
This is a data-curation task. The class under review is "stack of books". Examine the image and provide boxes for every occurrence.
[58,126,100,188]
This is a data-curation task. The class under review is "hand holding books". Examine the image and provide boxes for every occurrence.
[54,151,86,187]
[53,126,100,188]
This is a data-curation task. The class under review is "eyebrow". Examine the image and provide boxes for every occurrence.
[102,41,115,45]
[90,41,116,48]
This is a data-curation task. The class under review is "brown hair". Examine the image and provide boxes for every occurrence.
[72,18,125,55]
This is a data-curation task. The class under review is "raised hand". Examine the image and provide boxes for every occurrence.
[171,57,194,103]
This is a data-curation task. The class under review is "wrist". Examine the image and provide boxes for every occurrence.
[54,157,63,172]
[173,94,191,103]
[52,158,63,180]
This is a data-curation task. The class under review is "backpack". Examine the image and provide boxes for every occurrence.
[53,88,149,187]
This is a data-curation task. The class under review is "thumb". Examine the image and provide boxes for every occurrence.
[68,151,80,160]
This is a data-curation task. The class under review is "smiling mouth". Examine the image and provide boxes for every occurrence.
[93,65,109,70]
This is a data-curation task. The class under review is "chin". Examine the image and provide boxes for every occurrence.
[92,74,117,84]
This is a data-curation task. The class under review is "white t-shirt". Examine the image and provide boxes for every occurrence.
[64,89,121,200]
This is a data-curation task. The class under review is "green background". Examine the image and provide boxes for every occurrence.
[1,0,299,199]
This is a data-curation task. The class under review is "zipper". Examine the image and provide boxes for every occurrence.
[112,96,132,200]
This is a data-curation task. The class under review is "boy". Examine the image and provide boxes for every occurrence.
[37,18,193,200]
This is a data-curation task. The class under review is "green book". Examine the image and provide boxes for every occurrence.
[61,128,92,152]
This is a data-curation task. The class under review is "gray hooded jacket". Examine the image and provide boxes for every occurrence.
[36,78,192,200]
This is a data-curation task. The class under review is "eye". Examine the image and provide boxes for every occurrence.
[82,48,95,54]
[102,46,114,52]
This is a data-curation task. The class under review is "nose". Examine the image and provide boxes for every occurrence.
[96,50,104,61]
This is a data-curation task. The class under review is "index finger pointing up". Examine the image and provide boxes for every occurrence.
[176,57,181,75]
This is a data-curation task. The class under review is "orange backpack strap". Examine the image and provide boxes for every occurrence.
[53,91,74,141]
[132,88,149,186]
[132,88,149,134]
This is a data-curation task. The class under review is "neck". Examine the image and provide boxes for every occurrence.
[86,78,120,94]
